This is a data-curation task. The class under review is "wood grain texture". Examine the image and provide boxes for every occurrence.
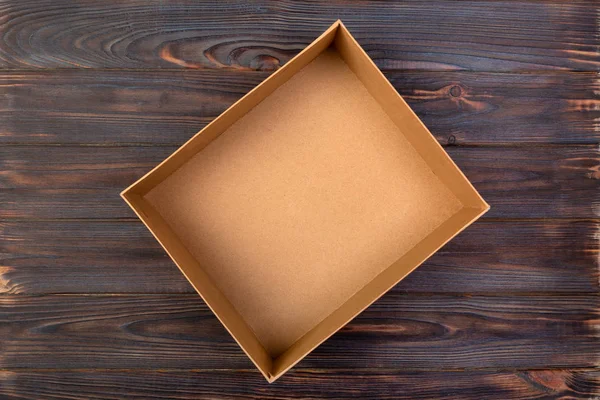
[1,369,598,399]
[0,220,596,295]
[1,145,597,219]
[1,0,598,71]
[1,0,599,396]
[2,70,599,145]
[1,294,597,370]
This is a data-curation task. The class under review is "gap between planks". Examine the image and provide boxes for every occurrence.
[1,293,598,297]
[0,217,598,223]
[1,69,598,74]
[1,143,599,147]
[0,367,597,373]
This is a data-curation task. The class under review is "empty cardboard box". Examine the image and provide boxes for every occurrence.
[121,20,489,382]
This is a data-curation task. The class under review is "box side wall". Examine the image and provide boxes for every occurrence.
[270,206,488,380]
[122,193,274,381]
[333,23,487,211]
[122,21,341,197]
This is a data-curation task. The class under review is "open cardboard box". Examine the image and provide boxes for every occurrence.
[122,21,489,382]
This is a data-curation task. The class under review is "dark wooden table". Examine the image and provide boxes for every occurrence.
[2,1,599,398]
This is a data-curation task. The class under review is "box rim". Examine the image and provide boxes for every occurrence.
[121,20,489,383]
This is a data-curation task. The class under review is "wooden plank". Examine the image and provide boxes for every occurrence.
[0,145,169,191]
[394,71,600,145]
[1,369,598,399]
[2,70,599,145]
[0,1,597,71]
[1,294,597,370]
[1,146,597,219]
[0,70,256,145]
[0,220,596,294]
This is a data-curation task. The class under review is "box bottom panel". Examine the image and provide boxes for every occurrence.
[145,48,463,356]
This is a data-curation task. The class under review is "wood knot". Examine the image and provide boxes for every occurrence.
[447,135,457,145]
[249,55,280,71]
[520,370,569,393]
[449,85,462,97]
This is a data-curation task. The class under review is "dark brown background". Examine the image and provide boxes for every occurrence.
[1,1,599,398]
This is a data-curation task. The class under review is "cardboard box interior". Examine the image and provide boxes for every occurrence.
[122,21,489,382]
